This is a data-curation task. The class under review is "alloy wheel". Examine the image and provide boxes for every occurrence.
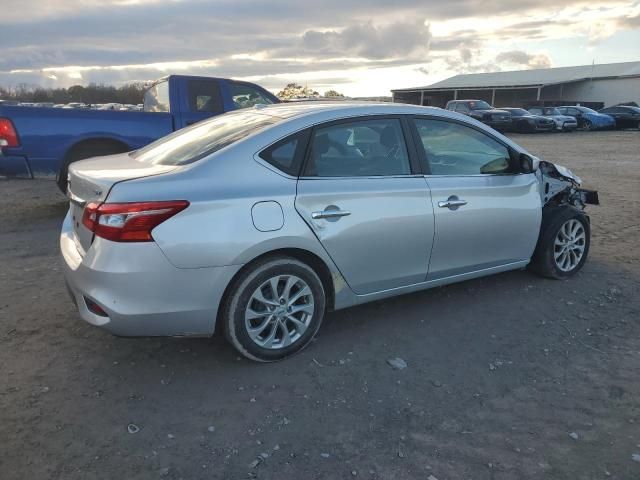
[554,219,586,272]
[244,275,315,349]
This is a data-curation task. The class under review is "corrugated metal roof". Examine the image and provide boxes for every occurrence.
[392,61,640,92]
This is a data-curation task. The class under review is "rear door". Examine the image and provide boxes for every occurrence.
[295,116,434,295]
[410,117,541,280]
[176,79,224,129]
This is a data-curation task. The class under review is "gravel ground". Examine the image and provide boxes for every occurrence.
[1,131,639,480]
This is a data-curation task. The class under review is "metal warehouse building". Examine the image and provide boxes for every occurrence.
[392,61,640,109]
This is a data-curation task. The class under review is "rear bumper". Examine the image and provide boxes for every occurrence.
[60,210,241,337]
[0,154,32,178]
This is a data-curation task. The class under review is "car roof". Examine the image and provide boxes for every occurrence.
[255,101,446,120]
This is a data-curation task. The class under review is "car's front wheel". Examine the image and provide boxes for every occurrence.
[529,206,591,279]
[221,256,326,362]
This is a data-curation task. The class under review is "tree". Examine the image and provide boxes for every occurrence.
[324,90,344,98]
[276,83,320,101]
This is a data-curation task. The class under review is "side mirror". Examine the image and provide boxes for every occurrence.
[519,153,538,173]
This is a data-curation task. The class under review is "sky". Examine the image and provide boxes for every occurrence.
[1,0,639,96]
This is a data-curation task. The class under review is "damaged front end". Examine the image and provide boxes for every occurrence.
[536,160,599,209]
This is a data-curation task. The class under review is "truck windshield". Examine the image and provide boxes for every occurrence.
[131,110,279,165]
[469,100,493,110]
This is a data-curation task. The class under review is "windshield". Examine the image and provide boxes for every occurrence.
[468,100,493,110]
[544,108,562,115]
[578,107,597,114]
[131,110,279,165]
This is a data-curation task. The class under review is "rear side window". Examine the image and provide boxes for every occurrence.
[259,130,309,176]
[188,80,223,113]
[229,82,276,109]
[414,118,512,176]
[304,118,411,177]
[143,80,170,112]
[131,110,279,165]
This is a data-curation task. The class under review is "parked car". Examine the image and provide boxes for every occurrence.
[63,102,89,109]
[445,100,511,131]
[557,106,615,130]
[97,103,123,110]
[500,108,555,133]
[0,75,279,191]
[61,103,598,362]
[527,106,578,131]
[597,105,640,129]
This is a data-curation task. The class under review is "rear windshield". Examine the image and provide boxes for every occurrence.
[131,110,279,165]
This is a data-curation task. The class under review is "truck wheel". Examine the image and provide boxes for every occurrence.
[57,140,129,193]
[529,206,590,279]
[222,256,326,362]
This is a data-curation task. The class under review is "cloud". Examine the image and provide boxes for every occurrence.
[299,20,431,59]
[0,0,637,95]
[495,50,552,69]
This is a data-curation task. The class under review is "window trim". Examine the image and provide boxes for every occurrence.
[408,115,522,177]
[299,115,421,179]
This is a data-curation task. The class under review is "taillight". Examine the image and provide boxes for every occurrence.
[82,200,188,242]
[0,118,19,147]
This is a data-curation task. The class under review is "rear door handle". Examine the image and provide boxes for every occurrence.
[438,196,467,210]
[311,209,351,220]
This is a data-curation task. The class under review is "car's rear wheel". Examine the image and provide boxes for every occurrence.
[222,256,326,362]
[529,206,590,279]
[583,120,593,131]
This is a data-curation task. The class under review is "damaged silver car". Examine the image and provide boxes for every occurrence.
[61,103,598,361]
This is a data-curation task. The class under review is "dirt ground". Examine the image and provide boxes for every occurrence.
[1,131,639,480]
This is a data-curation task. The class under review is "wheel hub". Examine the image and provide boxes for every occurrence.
[245,274,315,350]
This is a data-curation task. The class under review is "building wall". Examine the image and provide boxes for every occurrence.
[555,78,640,107]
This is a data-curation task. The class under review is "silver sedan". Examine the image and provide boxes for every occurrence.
[61,103,598,361]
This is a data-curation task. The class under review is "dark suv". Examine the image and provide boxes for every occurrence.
[445,100,512,131]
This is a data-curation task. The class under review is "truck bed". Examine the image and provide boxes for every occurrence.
[0,106,174,178]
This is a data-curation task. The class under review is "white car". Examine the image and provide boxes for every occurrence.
[528,107,577,132]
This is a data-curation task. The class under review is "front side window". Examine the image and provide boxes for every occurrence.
[229,82,275,109]
[414,118,512,176]
[131,110,279,165]
[143,80,170,112]
[305,118,411,177]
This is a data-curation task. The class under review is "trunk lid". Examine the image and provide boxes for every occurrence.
[67,152,177,253]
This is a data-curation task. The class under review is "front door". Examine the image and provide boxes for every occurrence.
[295,117,434,295]
[411,117,541,280]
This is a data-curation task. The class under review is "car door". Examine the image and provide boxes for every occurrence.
[176,79,224,129]
[295,117,434,295]
[410,117,541,280]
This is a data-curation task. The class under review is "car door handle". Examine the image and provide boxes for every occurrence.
[311,209,351,220]
[438,196,468,209]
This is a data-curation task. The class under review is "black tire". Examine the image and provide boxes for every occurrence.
[583,120,593,131]
[221,256,326,362]
[56,140,129,193]
[528,205,591,279]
